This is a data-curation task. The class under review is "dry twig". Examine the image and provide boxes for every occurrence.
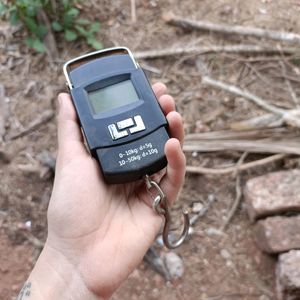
[7,110,54,141]
[279,60,299,107]
[230,113,284,130]
[184,139,300,155]
[185,127,292,141]
[186,153,287,175]
[134,44,298,60]
[130,0,137,23]
[0,84,9,142]
[37,9,59,61]
[164,12,300,44]
[202,76,300,127]
[220,152,247,231]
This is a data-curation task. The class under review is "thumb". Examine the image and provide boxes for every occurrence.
[57,93,88,163]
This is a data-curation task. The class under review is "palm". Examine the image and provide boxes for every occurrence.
[48,153,162,294]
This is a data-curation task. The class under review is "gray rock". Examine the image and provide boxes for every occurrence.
[164,252,184,279]
[254,215,300,254]
[276,250,300,300]
[244,170,300,221]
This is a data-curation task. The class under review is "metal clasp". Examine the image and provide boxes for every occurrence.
[145,175,190,249]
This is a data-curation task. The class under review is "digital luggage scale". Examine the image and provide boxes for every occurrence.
[63,47,169,184]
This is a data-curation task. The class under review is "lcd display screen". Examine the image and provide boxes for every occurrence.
[88,80,139,114]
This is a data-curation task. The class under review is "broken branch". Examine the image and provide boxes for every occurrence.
[7,110,54,141]
[184,139,300,155]
[220,152,248,231]
[164,12,300,44]
[202,76,300,127]
[134,44,298,60]
[0,84,9,142]
[186,154,288,175]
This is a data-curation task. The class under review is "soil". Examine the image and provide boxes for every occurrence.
[1,0,300,299]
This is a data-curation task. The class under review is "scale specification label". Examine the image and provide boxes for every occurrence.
[118,142,158,166]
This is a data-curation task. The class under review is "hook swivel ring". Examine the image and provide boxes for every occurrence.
[145,175,190,249]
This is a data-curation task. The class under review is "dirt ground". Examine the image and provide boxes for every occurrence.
[1,0,300,299]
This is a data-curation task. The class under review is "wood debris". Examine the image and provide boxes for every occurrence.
[7,109,54,141]
[0,84,9,142]
[163,12,300,45]
[134,44,298,60]
[202,76,300,128]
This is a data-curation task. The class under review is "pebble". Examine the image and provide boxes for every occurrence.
[205,227,224,237]
[25,220,32,229]
[164,252,184,279]
[192,202,204,213]
[220,249,231,260]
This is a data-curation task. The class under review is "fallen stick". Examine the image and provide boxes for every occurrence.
[7,109,54,141]
[229,113,284,130]
[220,152,248,231]
[186,153,287,175]
[130,0,137,23]
[279,60,299,107]
[134,44,298,59]
[0,84,9,142]
[37,9,59,61]
[164,12,300,44]
[185,127,291,141]
[202,76,300,127]
[184,139,300,155]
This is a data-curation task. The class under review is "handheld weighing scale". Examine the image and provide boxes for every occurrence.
[63,47,169,184]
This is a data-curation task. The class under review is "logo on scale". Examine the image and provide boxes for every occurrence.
[108,115,145,140]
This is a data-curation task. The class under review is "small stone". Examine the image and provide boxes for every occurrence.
[258,7,267,14]
[254,215,300,254]
[244,170,300,221]
[195,120,210,133]
[164,252,184,279]
[192,202,204,213]
[220,249,231,260]
[259,295,270,300]
[276,250,300,300]
[192,151,198,157]
[205,227,224,237]
[25,220,32,229]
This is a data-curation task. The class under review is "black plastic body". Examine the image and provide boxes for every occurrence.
[68,53,169,183]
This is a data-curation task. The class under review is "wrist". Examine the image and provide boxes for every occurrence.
[26,243,107,300]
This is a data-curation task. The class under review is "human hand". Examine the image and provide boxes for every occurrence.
[25,83,185,300]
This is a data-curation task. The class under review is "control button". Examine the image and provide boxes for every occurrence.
[117,118,134,130]
[129,115,146,134]
[108,124,128,140]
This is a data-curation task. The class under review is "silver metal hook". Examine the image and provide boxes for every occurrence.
[145,175,190,249]
[162,206,190,249]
